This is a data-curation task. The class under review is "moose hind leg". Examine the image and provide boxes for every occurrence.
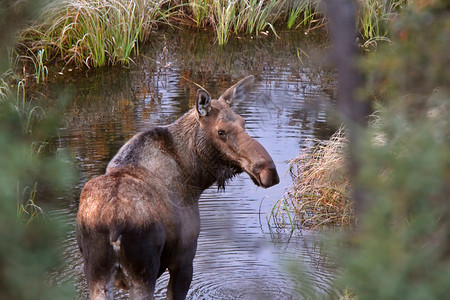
[120,225,165,300]
[80,230,117,300]
[88,272,116,300]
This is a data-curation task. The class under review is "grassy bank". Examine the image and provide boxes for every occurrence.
[270,1,447,232]
[270,127,353,230]
[19,0,172,69]
[14,0,406,75]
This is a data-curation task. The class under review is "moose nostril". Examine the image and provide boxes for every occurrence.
[271,168,280,185]
[258,165,279,188]
[273,170,280,185]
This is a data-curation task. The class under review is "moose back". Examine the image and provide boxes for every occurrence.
[76,76,279,299]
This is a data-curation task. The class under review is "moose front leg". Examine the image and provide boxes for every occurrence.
[166,262,193,300]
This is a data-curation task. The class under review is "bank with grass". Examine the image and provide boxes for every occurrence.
[14,0,405,74]
[270,127,353,230]
[270,1,449,232]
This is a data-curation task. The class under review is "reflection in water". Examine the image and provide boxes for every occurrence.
[45,30,339,299]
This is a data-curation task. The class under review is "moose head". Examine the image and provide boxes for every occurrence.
[194,75,279,189]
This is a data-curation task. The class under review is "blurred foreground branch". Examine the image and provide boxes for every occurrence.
[322,0,371,218]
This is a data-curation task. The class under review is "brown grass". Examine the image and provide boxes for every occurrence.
[270,127,354,229]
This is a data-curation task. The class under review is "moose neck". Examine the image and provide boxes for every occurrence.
[167,110,222,191]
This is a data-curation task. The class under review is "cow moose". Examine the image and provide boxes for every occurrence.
[76,75,279,299]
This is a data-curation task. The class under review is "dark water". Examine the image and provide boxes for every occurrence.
[45,29,339,299]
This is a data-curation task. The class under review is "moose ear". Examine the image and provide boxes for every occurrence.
[218,75,254,105]
[196,89,211,117]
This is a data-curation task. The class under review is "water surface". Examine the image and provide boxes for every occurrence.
[45,29,339,299]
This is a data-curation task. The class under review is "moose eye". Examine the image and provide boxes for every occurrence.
[218,130,226,137]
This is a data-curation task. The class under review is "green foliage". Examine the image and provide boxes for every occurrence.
[16,0,408,72]
[337,3,450,299]
[0,1,76,298]
[21,0,172,68]
[279,3,448,298]
[0,94,75,299]
[340,94,449,300]
[286,0,322,30]
[357,0,406,49]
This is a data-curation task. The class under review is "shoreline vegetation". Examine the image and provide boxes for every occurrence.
[270,127,353,230]
[272,2,449,233]
[13,0,405,75]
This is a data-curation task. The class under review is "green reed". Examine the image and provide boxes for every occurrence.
[212,0,237,45]
[183,0,405,45]
[183,0,285,44]
[17,182,44,224]
[0,73,12,101]
[287,0,321,30]
[239,0,282,35]
[17,0,407,71]
[358,0,406,48]
[21,0,171,68]
[188,0,211,26]
[16,47,49,84]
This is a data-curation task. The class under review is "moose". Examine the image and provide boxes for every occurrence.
[76,75,279,299]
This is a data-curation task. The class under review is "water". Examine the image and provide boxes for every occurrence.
[44,29,339,299]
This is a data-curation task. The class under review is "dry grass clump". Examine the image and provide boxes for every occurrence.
[270,127,354,229]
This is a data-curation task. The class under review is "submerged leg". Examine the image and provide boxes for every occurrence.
[166,263,193,300]
[128,278,157,300]
[84,256,117,300]
[89,278,114,300]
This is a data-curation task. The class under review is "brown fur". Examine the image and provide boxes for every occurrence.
[76,76,279,300]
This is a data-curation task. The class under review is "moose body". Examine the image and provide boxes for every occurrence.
[76,76,279,299]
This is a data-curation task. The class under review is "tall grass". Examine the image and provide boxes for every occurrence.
[16,0,407,72]
[13,47,49,85]
[17,182,45,224]
[270,127,353,229]
[357,0,406,49]
[238,0,282,35]
[21,0,172,68]
[211,0,237,45]
[187,0,404,45]
[188,0,211,26]
[0,72,13,101]
[286,0,322,31]
[186,0,285,45]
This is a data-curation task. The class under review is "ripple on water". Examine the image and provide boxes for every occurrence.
[44,30,339,299]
